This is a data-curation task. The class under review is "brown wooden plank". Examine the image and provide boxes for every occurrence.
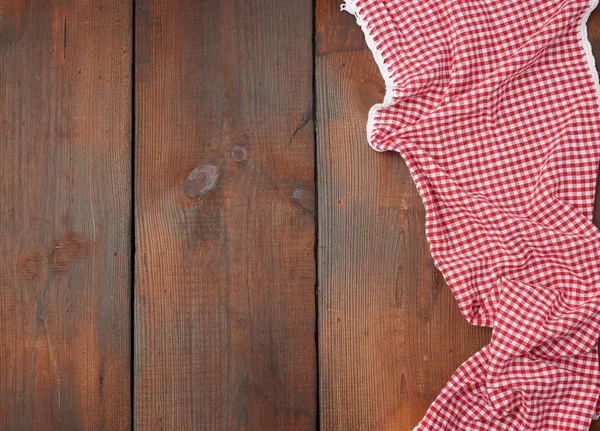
[134,0,316,429]
[0,0,132,429]
[315,1,492,429]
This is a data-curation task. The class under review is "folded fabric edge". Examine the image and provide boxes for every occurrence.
[580,0,600,110]
[340,0,393,152]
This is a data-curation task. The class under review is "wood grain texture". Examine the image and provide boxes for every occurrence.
[134,0,317,429]
[0,0,132,429]
[316,1,493,429]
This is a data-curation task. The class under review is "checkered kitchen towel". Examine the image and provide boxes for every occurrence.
[342,0,600,429]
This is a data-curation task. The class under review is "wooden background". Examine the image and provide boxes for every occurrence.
[1,0,600,430]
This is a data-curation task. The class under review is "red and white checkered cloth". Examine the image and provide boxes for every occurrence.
[342,0,600,429]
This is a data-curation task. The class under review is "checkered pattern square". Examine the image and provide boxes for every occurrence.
[342,0,600,429]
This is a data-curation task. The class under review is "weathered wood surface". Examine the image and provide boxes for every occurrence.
[0,0,132,429]
[134,0,317,429]
[3,1,600,430]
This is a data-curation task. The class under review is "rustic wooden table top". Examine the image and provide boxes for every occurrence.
[1,0,600,429]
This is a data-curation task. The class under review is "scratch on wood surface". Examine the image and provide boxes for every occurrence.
[35,274,61,416]
[45,327,61,416]
[286,114,311,147]
[63,18,67,59]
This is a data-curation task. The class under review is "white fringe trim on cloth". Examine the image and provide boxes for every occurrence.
[341,0,394,152]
